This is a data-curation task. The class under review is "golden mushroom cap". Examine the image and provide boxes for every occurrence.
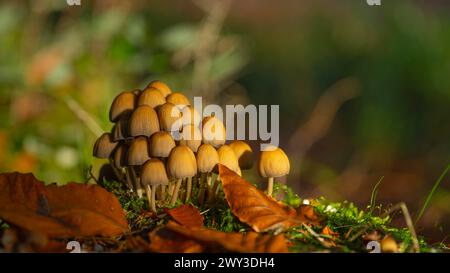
[109,91,137,122]
[166,92,190,109]
[147,80,172,98]
[201,116,226,148]
[167,145,197,179]
[138,87,166,108]
[196,144,219,173]
[129,105,160,137]
[112,144,127,169]
[93,133,117,158]
[217,145,241,176]
[179,124,202,152]
[229,140,254,170]
[182,105,201,126]
[158,102,183,132]
[258,146,290,178]
[149,131,176,158]
[381,236,398,253]
[141,158,169,186]
[111,114,131,141]
[127,136,151,166]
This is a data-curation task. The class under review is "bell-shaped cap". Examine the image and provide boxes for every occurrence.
[258,145,290,178]
[129,105,160,137]
[93,133,117,158]
[158,102,183,132]
[182,105,201,126]
[167,145,197,179]
[202,116,226,148]
[141,158,169,186]
[149,131,176,158]
[147,80,172,98]
[196,144,219,173]
[109,91,136,122]
[229,140,254,170]
[179,124,202,152]
[127,136,151,166]
[166,92,190,109]
[217,145,241,176]
[138,87,166,108]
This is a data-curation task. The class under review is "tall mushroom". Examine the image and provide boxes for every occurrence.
[196,144,219,205]
[147,80,172,98]
[127,136,151,197]
[141,159,169,213]
[258,146,290,197]
[129,105,160,137]
[229,140,254,170]
[167,145,197,206]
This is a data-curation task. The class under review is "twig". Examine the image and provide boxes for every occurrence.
[302,223,329,248]
[62,96,104,137]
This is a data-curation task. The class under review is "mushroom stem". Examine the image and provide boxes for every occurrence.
[160,185,166,201]
[267,177,274,197]
[145,185,156,213]
[207,174,218,204]
[151,185,157,213]
[124,168,134,193]
[170,178,183,206]
[109,158,124,182]
[198,173,206,205]
[168,180,175,201]
[130,167,143,198]
[185,177,192,203]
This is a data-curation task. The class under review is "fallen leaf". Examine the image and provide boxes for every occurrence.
[166,204,204,228]
[149,225,204,253]
[322,226,339,238]
[0,228,67,253]
[219,164,320,233]
[0,172,129,238]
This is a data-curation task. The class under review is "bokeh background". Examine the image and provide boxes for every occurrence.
[0,0,448,242]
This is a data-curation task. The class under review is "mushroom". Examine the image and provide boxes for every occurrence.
[111,113,131,142]
[129,105,160,137]
[147,80,172,98]
[109,90,137,122]
[229,140,254,170]
[127,136,151,197]
[381,236,398,253]
[138,87,166,108]
[166,92,190,109]
[157,102,183,132]
[111,144,133,191]
[258,145,290,197]
[179,124,202,153]
[93,132,117,159]
[182,105,201,127]
[201,116,226,148]
[167,145,197,206]
[196,144,219,205]
[141,159,169,213]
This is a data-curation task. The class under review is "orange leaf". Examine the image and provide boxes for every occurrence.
[166,204,204,228]
[219,164,320,233]
[148,225,204,253]
[0,172,129,238]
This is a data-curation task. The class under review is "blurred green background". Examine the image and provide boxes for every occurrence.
[0,0,448,242]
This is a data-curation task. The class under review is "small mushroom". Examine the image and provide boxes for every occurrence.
[229,140,254,170]
[138,87,166,108]
[109,91,137,122]
[129,105,160,137]
[196,144,219,205]
[167,145,197,205]
[182,105,201,126]
[127,136,151,197]
[141,159,169,213]
[149,131,176,158]
[258,145,290,197]
[381,236,398,253]
[201,116,226,148]
[93,132,117,159]
[147,80,172,98]
[179,124,202,153]
[166,92,190,109]
[158,102,183,132]
[111,114,131,142]
[111,144,133,191]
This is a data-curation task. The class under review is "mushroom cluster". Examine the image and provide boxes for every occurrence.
[93,80,290,212]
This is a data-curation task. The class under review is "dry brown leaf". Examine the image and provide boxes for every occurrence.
[0,172,129,238]
[219,164,320,233]
[166,204,204,228]
[148,225,204,253]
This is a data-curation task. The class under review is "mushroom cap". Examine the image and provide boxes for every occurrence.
[138,87,166,108]
[182,105,201,126]
[179,124,202,152]
[149,131,176,158]
[196,144,219,173]
[381,236,398,253]
[202,116,226,148]
[112,144,127,169]
[141,158,169,186]
[147,80,172,98]
[109,91,136,122]
[166,92,190,109]
[111,113,131,141]
[93,133,117,158]
[217,145,241,176]
[229,140,254,170]
[158,102,183,132]
[129,105,160,137]
[127,136,151,166]
[258,146,290,178]
[167,145,197,179]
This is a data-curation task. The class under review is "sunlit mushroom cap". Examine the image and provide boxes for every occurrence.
[217,145,241,176]
[147,80,172,98]
[201,116,226,148]
[258,145,290,178]
[127,136,151,166]
[93,133,117,158]
[179,124,202,152]
[138,87,166,108]
[109,91,137,122]
[129,105,160,137]
[229,140,254,170]
[158,102,183,132]
[182,105,201,126]
[112,144,127,169]
[167,145,197,179]
[149,131,176,158]
[166,92,190,109]
[196,144,219,173]
[141,159,169,186]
